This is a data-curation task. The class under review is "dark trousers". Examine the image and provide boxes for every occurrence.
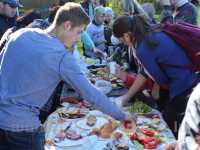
[0,127,45,150]
[162,88,192,138]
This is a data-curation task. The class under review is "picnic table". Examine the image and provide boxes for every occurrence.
[44,62,176,150]
[44,96,175,150]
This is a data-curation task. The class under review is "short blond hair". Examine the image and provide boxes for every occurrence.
[53,2,90,27]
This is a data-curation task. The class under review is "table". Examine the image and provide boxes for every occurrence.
[44,97,176,150]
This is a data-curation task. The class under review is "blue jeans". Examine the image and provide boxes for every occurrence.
[0,127,45,150]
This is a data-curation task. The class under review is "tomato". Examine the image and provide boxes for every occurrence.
[130,133,137,141]
[140,137,161,146]
[144,143,157,149]
[123,120,133,129]
[140,128,156,137]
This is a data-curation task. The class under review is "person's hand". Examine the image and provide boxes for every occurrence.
[115,64,127,81]
[94,48,107,59]
[120,94,131,107]
[151,83,160,100]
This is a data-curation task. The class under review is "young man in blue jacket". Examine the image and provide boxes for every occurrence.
[0,3,134,150]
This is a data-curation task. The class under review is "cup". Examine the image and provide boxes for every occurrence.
[109,61,116,74]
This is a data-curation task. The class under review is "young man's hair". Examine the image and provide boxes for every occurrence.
[53,2,90,27]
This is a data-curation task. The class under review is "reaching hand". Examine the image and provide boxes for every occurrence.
[94,48,107,59]
[121,94,131,107]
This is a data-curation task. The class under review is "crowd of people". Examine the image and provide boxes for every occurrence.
[0,0,199,149]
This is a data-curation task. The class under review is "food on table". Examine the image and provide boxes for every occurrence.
[61,97,93,109]
[86,115,97,126]
[57,117,65,124]
[109,119,120,130]
[96,69,107,77]
[60,108,86,119]
[132,141,144,150]
[139,137,160,149]
[127,101,152,114]
[81,100,92,108]
[55,129,68,142]
[84,57,96,65]
[66,129,82,140]
[152,117,161,124]
[164,143,177,150]
[115,143,129,150]
[89,68,109,79]
[60,97,80,104]
[56,129,66,139]
[90,128,101,136]
[113,132,123,140]
[45,139,55,145]
[130,132,138,141]
[112,83,117,88]
[100,122,114,138]
[123,120,133,129]
[154,134,166,143]
[129,129,161,149]
[90,120,118,138]
[110,76,118,82]
[140,128,156,137]
[123,120,136,133]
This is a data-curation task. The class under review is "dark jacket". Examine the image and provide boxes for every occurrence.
[0,15,16,39]
[80,1,90,16]
[175,2,197,25]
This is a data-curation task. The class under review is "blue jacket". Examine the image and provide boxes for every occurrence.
[136,32,198,99]
[0,28,125,131]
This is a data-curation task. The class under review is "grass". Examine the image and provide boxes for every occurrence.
[197,5,200,25]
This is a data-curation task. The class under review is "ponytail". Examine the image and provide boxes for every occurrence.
[129,15,159,48]
[113,15,159,49]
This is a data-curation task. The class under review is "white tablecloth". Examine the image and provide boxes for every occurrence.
[44,97,176,150]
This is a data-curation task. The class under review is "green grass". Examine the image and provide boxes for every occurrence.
[197,5,200,25]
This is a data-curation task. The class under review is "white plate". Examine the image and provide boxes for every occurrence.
[95,80,112,94]
[76,117,108,130]
[55,137,85,147]
[88,110,104,117]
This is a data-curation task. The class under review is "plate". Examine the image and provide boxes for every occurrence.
[55,137,85,147]
[89,110,104,117]
[76,117,108,130]
[95,80,112,94]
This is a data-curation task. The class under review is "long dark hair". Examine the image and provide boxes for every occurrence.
[113,15,159,48]
[16,10,42,29]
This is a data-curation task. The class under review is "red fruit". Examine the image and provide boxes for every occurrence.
[130,133,137,141]
[144,143,157,149]
[141,137,161,147]
[123,120,133,129]
[140,128,156,137]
